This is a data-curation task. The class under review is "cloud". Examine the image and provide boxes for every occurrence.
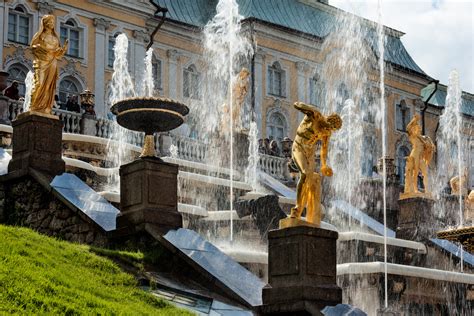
[330,0,473,93]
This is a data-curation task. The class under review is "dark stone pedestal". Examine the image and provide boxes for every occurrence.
[261,226,342,315]
[396,197,435,242]
[8,113,65,177]
[117,158,182,235]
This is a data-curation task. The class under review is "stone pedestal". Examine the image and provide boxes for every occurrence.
[0,96,10,124]
[117,158,182,235]
[8,113,65,177]
[397,197,435,242]
[261,226,342,315]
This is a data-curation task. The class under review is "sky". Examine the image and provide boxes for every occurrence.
[330,0,474,93]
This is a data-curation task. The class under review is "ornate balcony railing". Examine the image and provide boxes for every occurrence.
[5,100,290,180]
[258,153,289,180]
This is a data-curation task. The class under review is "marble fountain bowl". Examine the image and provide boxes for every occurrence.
[111,97,189,157]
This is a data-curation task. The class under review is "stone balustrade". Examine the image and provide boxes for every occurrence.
[5,99,291,180]
[54,109,82,134]
[169,133,207,162]
[259,153,289,180]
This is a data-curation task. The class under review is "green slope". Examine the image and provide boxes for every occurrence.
[0,225,191,315]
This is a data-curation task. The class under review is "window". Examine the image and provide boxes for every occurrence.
[395,99,411,132]
[152,55,162,90]
[361,88,375,123]
[108,32,131,69]
[108,34,115,67]
[267,112,287,142]
[108,33,119,67]
[396,145,410,185]
[60,19,81,57]
[7,64,28,97]
[183,65,201,100]
[309,74,322,106]
[59,77,80,106]
[8,6,30,45]
[268,62,285,97]
[362,136,376,177]
[336,83,349,113]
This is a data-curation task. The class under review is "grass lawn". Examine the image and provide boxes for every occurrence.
[0,225,192,315]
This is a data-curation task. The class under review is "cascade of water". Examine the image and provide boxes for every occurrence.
[321,8,372,233]
[330,99,363,227]
[143,48,155,98]
[377,0,388,309]
[110,34,135,104]
[245,121,259,191]
[22,71,34,112]
[438,70,464,271]
[105,33,137,191]
[203,0,252,242]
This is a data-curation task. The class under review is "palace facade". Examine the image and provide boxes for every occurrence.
[1,0,473,188]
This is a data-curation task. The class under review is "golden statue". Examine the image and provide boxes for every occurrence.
[450,169,468,196]
[29,15,68,115]
[221,68,250,132]
[401,114,435,199]
[281,102,342,228]
[466,190,474,224]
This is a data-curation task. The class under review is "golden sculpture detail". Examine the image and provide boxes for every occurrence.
[281,102,342,228]
[221,68,250,132]
[400,115,435,199]
[465,190,474,224]
[29,15,68,115]
[450,169,468,196]
[140,135,156,158]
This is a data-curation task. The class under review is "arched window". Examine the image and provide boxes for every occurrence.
[267,112,287,142]
[396,145,410,185]
[395,99,411,132]
[7,64,29,97]
[268,62,286,97]
[183,65,201,100]
[362,136,376,177]
[60,19,82,57]
[58,77,81,106]
[8,5,31,45]
[336,83,349,113]
[152,55,162,90]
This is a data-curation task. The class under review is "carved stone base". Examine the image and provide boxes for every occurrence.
[116,158,182,235]
[261,226,341,315]
[8,112,65,177]
[397,197,435,242]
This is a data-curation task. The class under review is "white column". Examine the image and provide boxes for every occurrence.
[93,18,110,117]
[296,61,308,122]
[167,49,179,99]
[0,2,5,63]
[254,51,264,137]
[133,30,148,96]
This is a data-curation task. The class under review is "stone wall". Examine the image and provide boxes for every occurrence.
[0,177,107,247]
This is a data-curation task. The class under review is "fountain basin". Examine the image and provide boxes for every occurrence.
[111,97,189,157]
[111,97,189,134]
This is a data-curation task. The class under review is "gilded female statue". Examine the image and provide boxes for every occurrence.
[30,15,68,114]
[286,102,342,227]
[402,114,435,198]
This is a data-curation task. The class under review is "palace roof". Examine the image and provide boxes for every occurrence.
[152,0,427,77]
